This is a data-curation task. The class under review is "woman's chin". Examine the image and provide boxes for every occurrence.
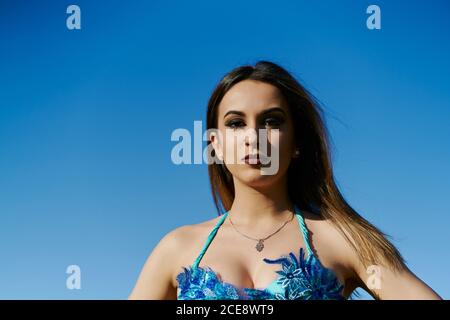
[236,170,280,188]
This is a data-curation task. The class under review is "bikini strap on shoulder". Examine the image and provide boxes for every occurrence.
[192,211,229,269]
[294,206,314,257]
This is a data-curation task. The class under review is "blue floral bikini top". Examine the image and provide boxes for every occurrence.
[176,206,346,300]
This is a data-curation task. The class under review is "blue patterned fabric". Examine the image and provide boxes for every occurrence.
[176,207,346,300]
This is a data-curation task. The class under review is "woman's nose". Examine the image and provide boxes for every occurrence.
[244,127,259,149]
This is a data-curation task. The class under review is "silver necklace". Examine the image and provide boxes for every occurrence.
[228,209,295,252]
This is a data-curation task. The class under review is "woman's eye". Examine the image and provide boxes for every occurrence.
[263,117,283,128]
[225,119,245,129]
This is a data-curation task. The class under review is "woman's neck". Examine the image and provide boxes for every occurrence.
[228,177,294,227]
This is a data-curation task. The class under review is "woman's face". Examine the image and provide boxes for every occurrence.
[211,80,298,188]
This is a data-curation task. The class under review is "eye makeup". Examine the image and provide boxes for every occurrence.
[224,118,246,129]
[223,108,286,129]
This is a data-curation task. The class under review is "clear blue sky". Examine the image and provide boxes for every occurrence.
[0,0,449,299]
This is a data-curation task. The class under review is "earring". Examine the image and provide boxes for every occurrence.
[293,148,300,158]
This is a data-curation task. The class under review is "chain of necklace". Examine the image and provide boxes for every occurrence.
[228,208,295,252]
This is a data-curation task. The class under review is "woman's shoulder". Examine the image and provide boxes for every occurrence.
[144,216,218,276]
[163,215,223,244]
[301,210,362,289]
[302,210,357,256]
[129,214,222,299]
[157,215,223,287]
[156,215,224,263]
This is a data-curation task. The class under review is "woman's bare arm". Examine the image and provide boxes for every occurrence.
[128,227,187,300]
[319,218,442,300]
[351,258,442,300]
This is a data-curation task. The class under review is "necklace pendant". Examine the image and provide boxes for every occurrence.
[256,239,264,252]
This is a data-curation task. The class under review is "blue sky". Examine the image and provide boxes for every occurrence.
[0,0,449,299]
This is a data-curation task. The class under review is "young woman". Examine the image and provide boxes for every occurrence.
[129,61,442,300]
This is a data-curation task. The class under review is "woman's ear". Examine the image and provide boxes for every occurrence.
[210,130,224,161]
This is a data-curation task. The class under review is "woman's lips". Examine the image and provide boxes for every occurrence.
[242,154,263,165]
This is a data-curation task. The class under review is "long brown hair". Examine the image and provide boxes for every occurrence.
[206,60,405,272]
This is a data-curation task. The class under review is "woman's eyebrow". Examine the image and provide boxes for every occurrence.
[259,107,286,116]
[223,110,245,118]
[223,107,286,119]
